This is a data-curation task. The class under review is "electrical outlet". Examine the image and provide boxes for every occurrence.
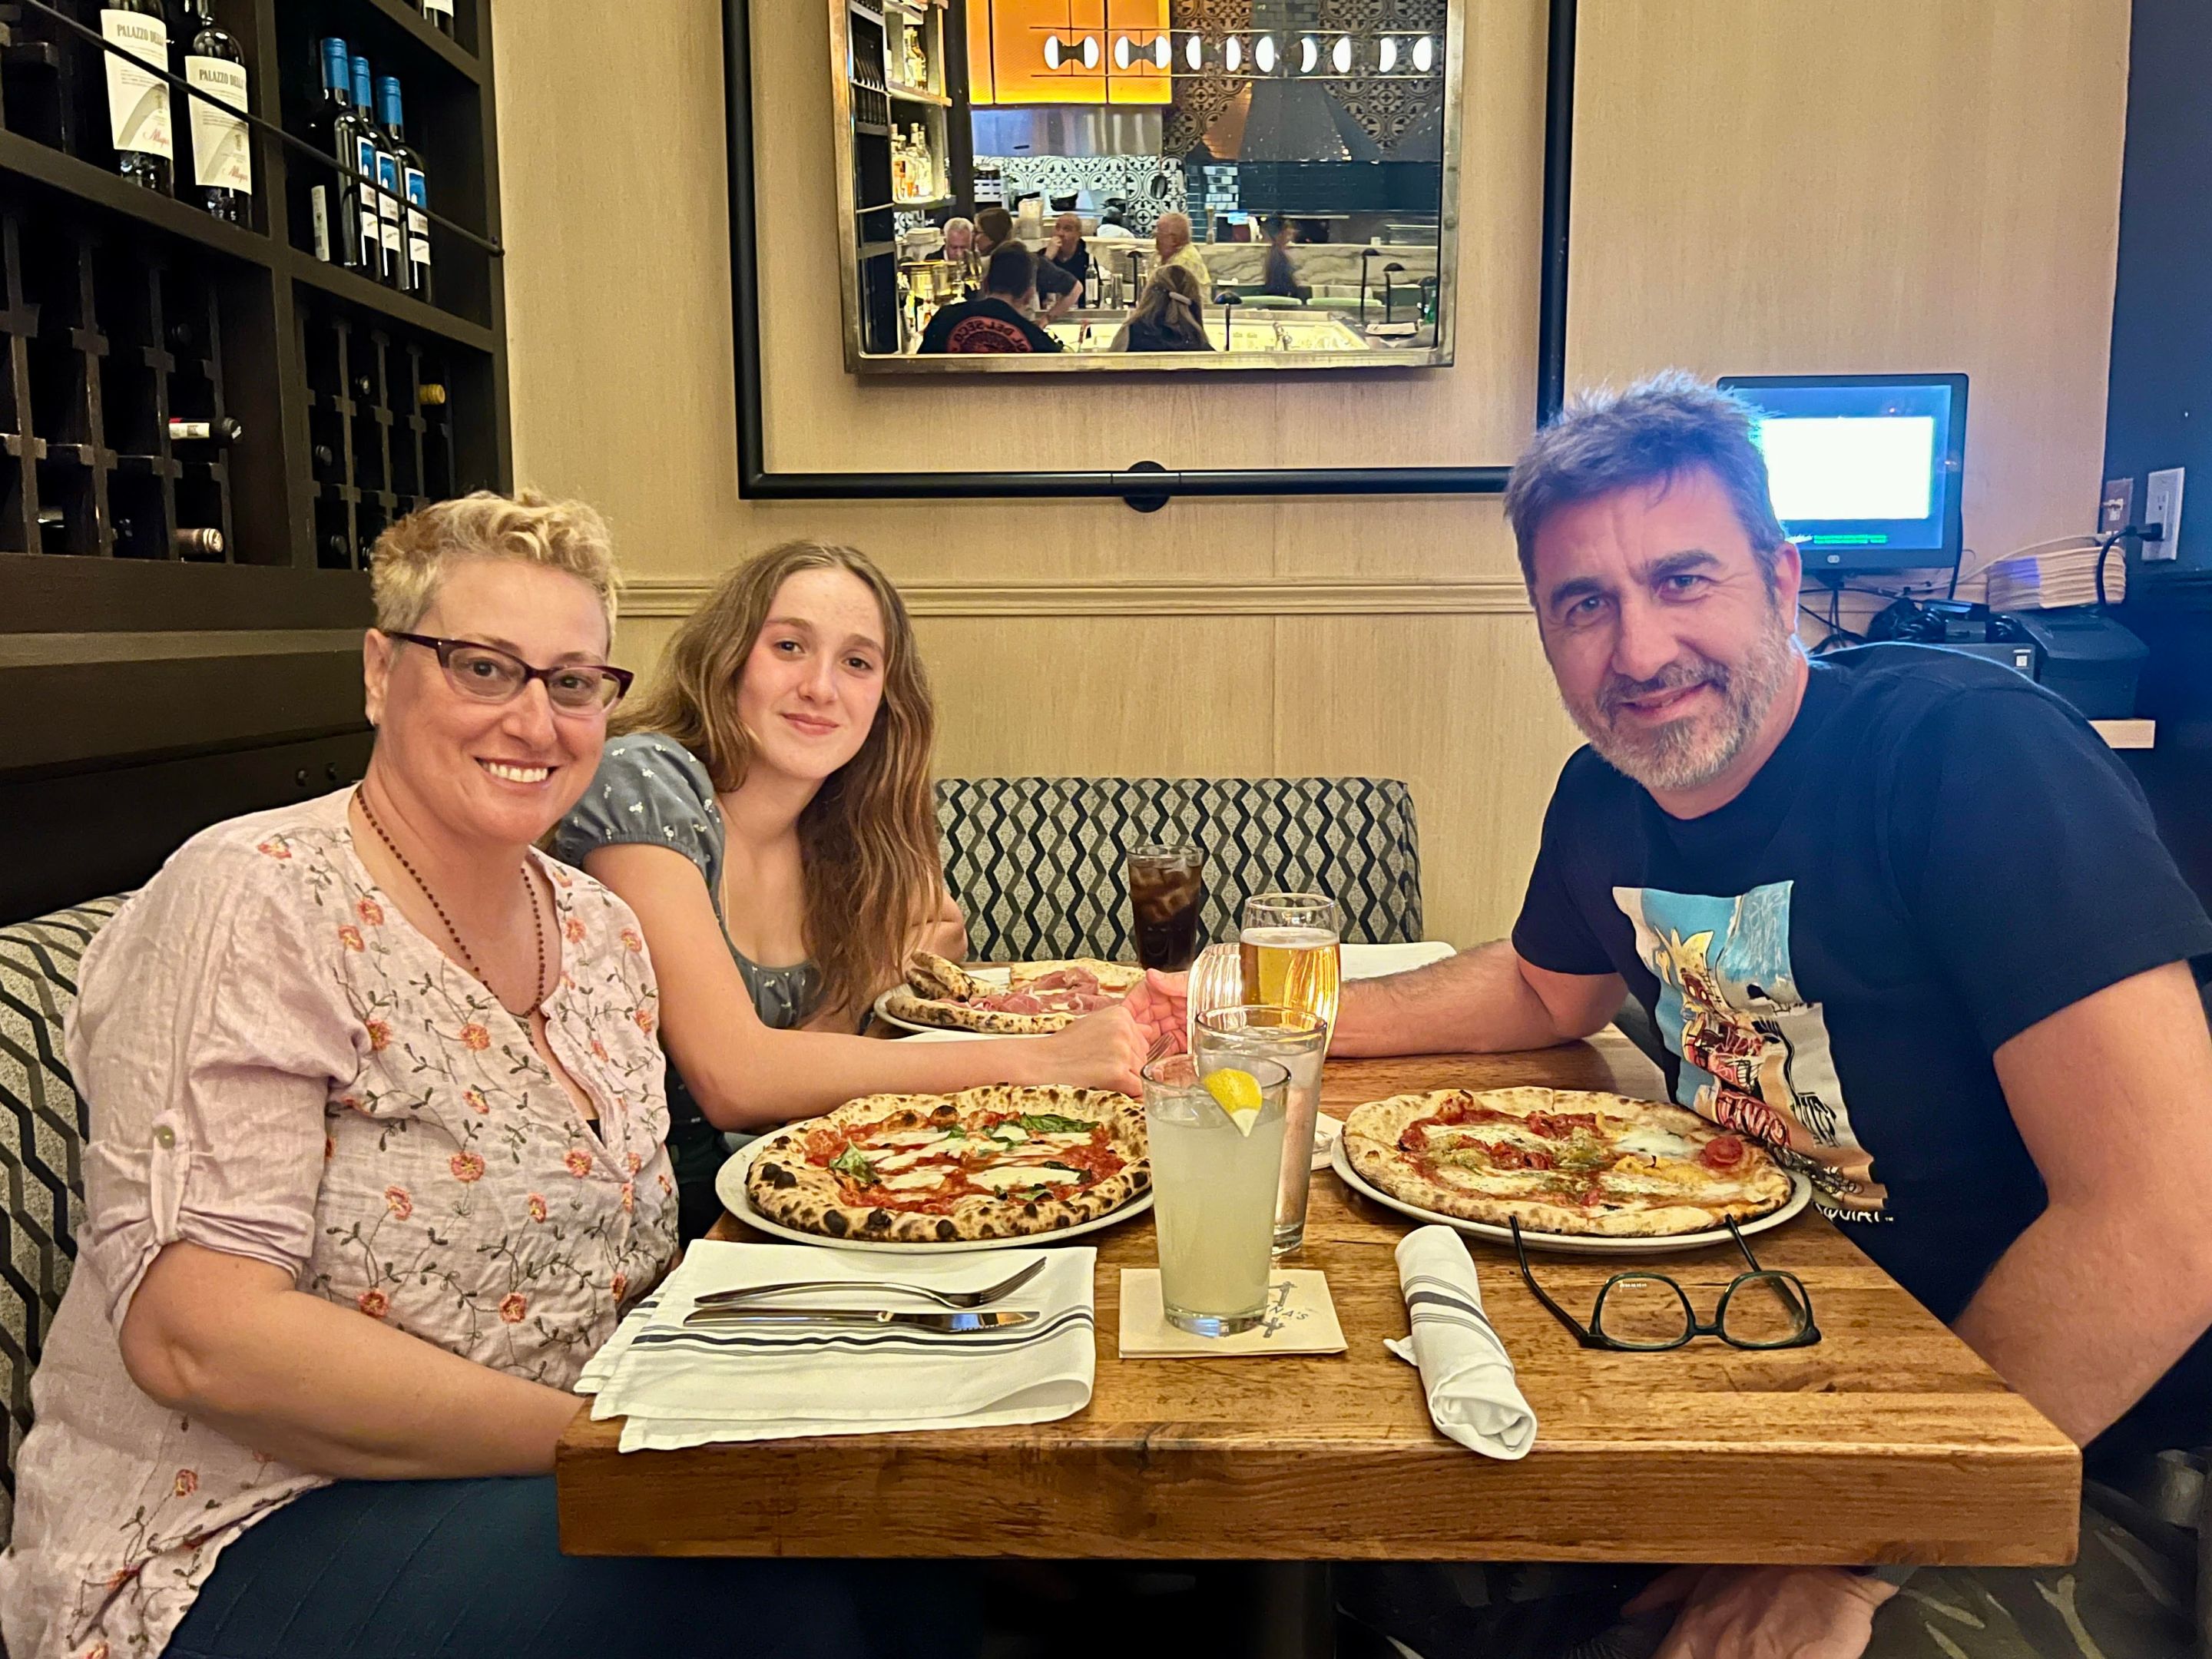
[2101,476,2135,536]
[2145,467,2185,561]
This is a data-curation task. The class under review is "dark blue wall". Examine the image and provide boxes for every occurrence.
[2105,0,2212,572]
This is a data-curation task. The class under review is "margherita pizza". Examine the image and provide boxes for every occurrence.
[879,951,1144,1034]
[1342,1087,1793,1237]
[745,1084,1149,1243]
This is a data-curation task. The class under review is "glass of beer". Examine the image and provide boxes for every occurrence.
[1239,892,1343,1038]
[1144,1051,1290,1336]
[1194,1005,1330,1256]
[1127,843,1205,971]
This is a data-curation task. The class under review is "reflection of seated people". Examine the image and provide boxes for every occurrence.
[916,243,1064,353]
[1261,215,1311,303]
[975,207,1078,323]
[1154,211,1210,288]
[1094,200,1136,240]
[1043,213,1091,289]
[1111,266,1211,353]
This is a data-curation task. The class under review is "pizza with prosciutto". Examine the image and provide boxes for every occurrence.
[745,1084,1149,1243]
[879,951,1144,1034]
[1342,1087,1793,1237]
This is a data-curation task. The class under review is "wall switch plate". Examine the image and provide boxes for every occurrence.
[2145,468,2185,561]
[2101,476,2135,535]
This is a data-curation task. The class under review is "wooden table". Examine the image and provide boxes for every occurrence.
[558,1036,2081,1566]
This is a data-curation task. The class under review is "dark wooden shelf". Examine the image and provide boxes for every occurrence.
[0,130,272,267]
[288,251,496,353]
[353,0,483,83]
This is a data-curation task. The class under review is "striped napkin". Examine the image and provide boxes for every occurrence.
[578,1240,1097,1452]
[1386,1225,1538,1459]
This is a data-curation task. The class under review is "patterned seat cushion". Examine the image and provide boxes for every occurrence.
[935,777,1423,963]
[0,896,127,1550]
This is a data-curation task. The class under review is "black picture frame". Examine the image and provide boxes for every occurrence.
[721,0,1577,509]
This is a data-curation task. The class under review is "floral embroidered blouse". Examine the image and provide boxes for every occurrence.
[0,789,677,1659]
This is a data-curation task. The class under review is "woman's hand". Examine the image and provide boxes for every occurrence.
[1032,1004,1150,1097]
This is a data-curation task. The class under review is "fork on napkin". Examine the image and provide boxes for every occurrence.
[1386,1225,1538,1459]
[578,1240,1098,1452]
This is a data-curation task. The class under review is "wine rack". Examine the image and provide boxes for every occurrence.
[0,0,507,918]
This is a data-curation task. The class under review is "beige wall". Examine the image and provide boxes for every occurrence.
[494,0,2128,945]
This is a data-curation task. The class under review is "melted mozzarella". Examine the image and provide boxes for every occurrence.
[967,1164,1084,1191]
[880,1167,951,1191]
[874,1129,955,1148]
[1614,1126,1699,1161]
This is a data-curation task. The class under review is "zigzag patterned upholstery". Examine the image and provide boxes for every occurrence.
[935,777,1424,963]
[0,896,127,1550]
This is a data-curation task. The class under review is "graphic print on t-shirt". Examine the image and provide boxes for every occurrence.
[1614,882,1889,1220]
[945,315,1035,353]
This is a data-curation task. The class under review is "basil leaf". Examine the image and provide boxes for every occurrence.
[1016,1112,1094,1134]
[829,1145,878,1184]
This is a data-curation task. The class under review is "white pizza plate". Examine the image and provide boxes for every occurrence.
[871,944,1457,1038]
[1328,1136,1814,1256]
[714,1135,1154,1254]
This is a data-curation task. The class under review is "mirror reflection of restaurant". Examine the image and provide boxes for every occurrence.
[842,1,1452,363]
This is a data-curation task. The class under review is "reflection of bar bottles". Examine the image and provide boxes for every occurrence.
[892,126,933,203]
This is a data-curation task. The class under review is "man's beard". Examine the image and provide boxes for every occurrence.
[1561,612,1800,795]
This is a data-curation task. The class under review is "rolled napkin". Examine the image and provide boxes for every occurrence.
[578,1240,1097,1452]
[1385,1224,1538,1459]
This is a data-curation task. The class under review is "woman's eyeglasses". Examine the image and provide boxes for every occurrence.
[1510,1216,1820,1352]
[385,632,634,714]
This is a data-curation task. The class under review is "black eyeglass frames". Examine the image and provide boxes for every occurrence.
[1510,1216,1821,1352]
[384,631,634,714]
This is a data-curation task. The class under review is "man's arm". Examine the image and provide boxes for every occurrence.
[1330,939,1626,1058]
[1955,959,2212,1444]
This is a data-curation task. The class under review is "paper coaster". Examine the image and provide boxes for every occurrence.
[1118,1269,1347,1357]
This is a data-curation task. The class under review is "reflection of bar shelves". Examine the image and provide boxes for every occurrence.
[886,83,951,107]
[891,194,952,210]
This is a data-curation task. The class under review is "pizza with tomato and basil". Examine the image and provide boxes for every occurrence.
[1342,1087,1793,1237]
[744,1085,1149,1243]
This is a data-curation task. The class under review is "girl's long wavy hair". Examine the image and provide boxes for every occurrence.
[612,543,942,1018]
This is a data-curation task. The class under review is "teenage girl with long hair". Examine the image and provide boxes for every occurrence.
[555,541,1145,1237]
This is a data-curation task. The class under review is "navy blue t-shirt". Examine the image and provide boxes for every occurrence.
[1512,643,2212,1460]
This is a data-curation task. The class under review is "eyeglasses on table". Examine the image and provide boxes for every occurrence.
[1510,1215,1822,1351]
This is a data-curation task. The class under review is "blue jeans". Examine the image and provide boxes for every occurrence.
[164,1475,975,1659]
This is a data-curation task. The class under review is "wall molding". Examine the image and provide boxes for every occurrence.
[621,576,1536,621]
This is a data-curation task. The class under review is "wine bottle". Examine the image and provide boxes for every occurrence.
[168,416,242,442]
[353,55,399,286]
[335,45,379,275]
[35,507,66,553]
[320,533,353,567]
[313,442,338,469]
[417,382,448,407]
[99,1,174,194]
[422,0,456,38]
[352,373,375,401]
[174,527,225,557]
[179,0,248,224]
[378,77,431,300]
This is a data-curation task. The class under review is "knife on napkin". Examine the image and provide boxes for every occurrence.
[682,1306,1038,1333]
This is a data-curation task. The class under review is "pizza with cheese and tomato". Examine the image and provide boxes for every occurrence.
[879,951,1144,1034]
[744,1084,1149,1243]
[1342,1087,1793,1237]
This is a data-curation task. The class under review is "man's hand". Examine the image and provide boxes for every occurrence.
[1624,1565,1894,1659]
[1123,969,1187,1055]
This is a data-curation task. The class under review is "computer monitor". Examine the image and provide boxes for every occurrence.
[1717,373,1968,578]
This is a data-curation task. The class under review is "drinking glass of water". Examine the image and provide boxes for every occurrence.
[1194,1005,1330,1256]
[1142,1051,1290,1336]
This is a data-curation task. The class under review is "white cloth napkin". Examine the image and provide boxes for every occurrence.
[1384,1225,1538,1459]
[1340,941,1457,979]
[578,1240,1096,1452]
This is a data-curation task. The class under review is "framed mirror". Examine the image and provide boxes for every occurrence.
[828,1,1465,374]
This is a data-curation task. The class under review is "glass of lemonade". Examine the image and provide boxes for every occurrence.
[1142,1051,1290,1336]
[1194,1005,1330,1257]
[1240,892,1344,1041]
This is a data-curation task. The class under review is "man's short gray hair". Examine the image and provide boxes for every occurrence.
[1503,370,1790,591]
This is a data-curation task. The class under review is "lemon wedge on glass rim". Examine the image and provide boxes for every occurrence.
[1202,1067,1265,1137]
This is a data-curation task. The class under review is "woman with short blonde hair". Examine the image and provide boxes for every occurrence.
[557,541,1145,1237]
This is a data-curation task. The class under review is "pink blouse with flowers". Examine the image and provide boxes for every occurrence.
[0,789,677,1659]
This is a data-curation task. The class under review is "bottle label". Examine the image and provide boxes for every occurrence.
[405,167,431,267]
[423,0,455,16]
[376,152,402,254]
[354,135,381,255]
[311,185,331,260]
[185,56,251,192]
[100,10,173,161]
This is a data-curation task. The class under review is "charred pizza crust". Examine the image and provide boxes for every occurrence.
[745,1084,1150,1243]
[1343,1087,1793,1237]
[881,951,1144,1034]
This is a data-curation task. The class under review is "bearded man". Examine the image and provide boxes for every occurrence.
[1133,373,2212,1658]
